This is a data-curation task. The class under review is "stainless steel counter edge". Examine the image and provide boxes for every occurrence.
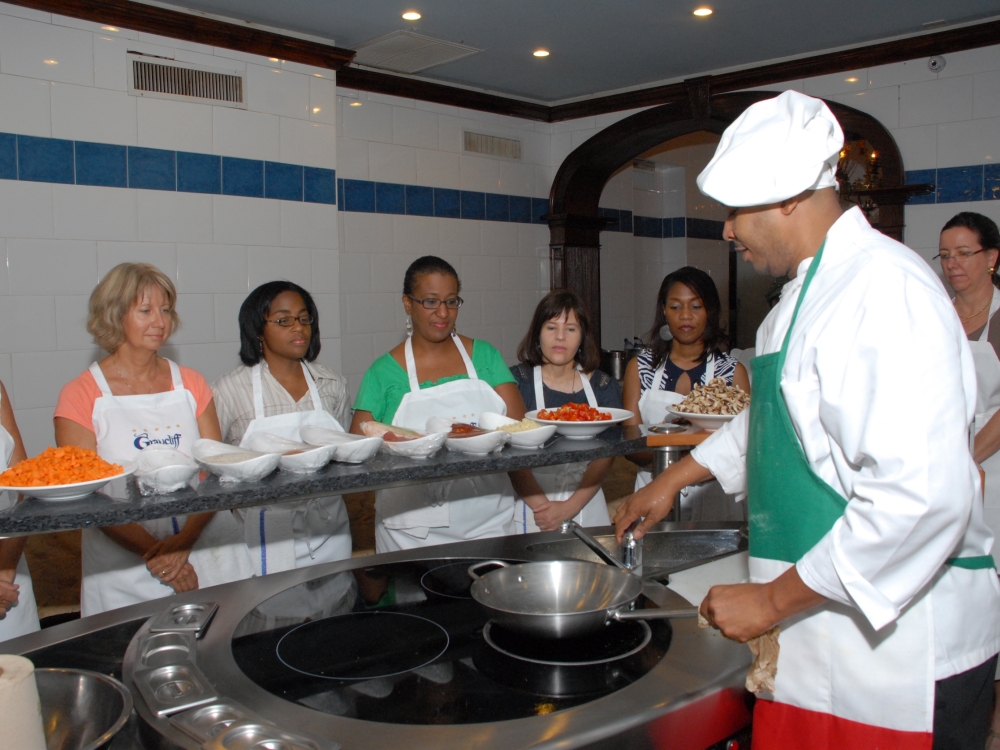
[0,427,652,535]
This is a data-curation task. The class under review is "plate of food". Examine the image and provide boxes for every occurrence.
[478,412,558,449]
[192,439,281,482]
[0,446,135,501]
[360,422,447,458]
[525,404,634,440]
[134,445,199,494]
[666,378,750,431]
[244,432,337,474]
[425,417,511,455]
[300,426,383,464]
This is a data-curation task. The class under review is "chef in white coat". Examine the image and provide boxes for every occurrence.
[213,281,354,628]
[55,263,252,616]
[0,381,39,642]
[614,91,1000,750]
[350,256,526,552]
[622,267,749,521]
[508,290,622,532]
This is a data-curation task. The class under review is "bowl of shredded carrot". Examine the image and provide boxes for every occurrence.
[0,446,134,501]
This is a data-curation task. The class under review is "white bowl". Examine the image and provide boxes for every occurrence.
[300,425,383,464]
[525,407,634,441]
[245,432,337,474]
[380,431,447,459]
[666,405,740,432]
[134,446,198,493]
[478,412,558,449]
[0,462,136,502]
[446,430,510,455]
[192,439,281,482]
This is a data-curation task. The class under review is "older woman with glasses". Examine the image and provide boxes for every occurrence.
[212,282,353,627]
[350,255,526,552]
[54,263,251,616]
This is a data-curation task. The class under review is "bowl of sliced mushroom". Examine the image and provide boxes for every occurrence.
[666,377,750,431]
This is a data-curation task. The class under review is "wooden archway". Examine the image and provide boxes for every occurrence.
[546,89,906,348]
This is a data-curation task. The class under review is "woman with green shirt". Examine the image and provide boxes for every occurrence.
[350,256,527,552]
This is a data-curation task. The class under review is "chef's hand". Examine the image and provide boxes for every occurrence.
[0,579,19,616]
[532,501,582,531]
[700,566,827,643]
[613,454,715,542]
[166,563,199,594]
[145,543,192,584]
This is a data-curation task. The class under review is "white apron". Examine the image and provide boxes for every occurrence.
[236,362,352,577]
[634,355,744,522]
[971,288,1000,568]
[513,367,610,533]
[81,360,252,617]
[0,401,39,641]
[374,334,514,552]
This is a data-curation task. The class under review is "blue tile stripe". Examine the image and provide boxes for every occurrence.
[0,130,335,206]
[905,164,1000,205]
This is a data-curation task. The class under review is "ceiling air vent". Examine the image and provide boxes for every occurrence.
[127,53,246,109]
[464,131,522,160]
[352,30,481,74]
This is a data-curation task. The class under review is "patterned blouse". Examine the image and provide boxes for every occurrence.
[635,346,738,393]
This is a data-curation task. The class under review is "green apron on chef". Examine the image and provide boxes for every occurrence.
[746,240,994,569]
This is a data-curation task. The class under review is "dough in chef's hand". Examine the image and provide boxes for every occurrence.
[745,626,780,694]
[0,654,47,750]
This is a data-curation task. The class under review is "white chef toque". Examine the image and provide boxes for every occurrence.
[697,91,844,207]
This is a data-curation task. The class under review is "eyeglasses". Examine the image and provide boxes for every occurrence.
[407,295,464,310]
[934,249,987,263]
[266,315,314,327]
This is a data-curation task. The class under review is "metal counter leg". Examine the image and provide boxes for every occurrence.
[652,446,691,523]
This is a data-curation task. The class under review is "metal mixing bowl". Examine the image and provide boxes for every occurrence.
[35,668,133,750]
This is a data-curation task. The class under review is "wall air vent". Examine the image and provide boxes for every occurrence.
[352,30,481,74]
[464,131,522,160]
[632,159,658,191]
[127,53,246,109]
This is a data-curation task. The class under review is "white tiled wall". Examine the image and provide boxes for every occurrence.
[0,4,339,453]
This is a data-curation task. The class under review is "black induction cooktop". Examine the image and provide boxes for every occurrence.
[231,558,672,725]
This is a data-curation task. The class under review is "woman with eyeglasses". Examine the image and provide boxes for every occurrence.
[212,281,353,624]
[350,256,526,552]
[55,263,252,616]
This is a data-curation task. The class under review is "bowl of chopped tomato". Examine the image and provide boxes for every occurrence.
[525,405,634,440]
[0,446,135,501]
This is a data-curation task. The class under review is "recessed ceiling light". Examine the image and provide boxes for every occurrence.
[101,25,119,31]
[693,7,713,16]
[269,57,279,62]
[846,77,858,82]
[312,107,321,113]
[533,49,550,57]
[402,11,421,20]
[43,59,57,65]
[349,101,363,107]
[314,73,323,77]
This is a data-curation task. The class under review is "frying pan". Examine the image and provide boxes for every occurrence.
[467,559,698,639]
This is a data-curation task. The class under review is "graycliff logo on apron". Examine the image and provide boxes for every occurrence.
[133,430,183,449]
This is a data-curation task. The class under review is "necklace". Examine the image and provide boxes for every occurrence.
[113,355,156,395]
[957,294,993,322]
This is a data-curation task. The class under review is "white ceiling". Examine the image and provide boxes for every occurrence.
[159,0,1000,103]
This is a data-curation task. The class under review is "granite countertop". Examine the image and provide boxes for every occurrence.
[0,426,656,535]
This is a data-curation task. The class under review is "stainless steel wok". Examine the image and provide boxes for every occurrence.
[468,559,698,639]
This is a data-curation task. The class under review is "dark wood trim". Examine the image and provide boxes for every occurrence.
[337,67,550,121]
[7,0,999,124]
[5,0,356,70]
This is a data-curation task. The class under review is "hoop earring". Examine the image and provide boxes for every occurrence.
[405,316,413,336]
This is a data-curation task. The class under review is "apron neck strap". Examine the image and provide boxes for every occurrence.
[166,359,183,391]
[650,358,667,392]
[704,352,716,383]
[982,287,1000,341]
[533,365,598,408]
[251,361,322,418]
[778,240,827,369]
[404,333,478,393]
[90,362,113,396]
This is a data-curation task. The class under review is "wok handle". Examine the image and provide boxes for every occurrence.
[467,559,510,581]
[611,606,700,621]
[559,521,628,570]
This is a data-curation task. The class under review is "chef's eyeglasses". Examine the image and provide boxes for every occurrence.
[407,295,464,310]
[934,249,987,263]
[266,315,315,327]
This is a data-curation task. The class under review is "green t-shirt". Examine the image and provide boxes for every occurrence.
[353,339,516,424]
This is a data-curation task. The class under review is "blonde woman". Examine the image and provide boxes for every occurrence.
[55,263,251,616]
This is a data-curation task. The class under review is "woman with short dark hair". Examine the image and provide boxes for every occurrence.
[509,291,622,531]
[212,281,352,623]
